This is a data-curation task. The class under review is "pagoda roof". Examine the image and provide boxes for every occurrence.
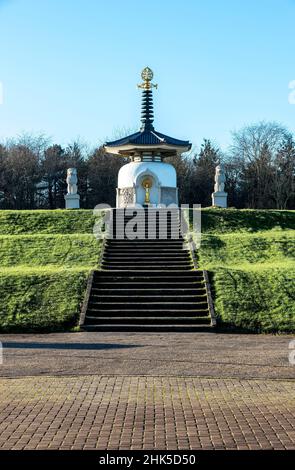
[105,128,191,149]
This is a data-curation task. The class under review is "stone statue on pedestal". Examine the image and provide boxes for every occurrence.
[214,165,225,192]
[212,164,228,208]
[65,168,80,209]
[66,168,78,195]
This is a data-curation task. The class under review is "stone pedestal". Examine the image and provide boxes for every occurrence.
[65,194,80,209]
[212,191,228,208]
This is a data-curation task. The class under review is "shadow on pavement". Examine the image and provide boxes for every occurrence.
[2,342,141,351]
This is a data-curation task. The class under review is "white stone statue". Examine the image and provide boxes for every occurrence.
[214,165,226,193]
[212,164,227,208]
[65,168,80,209]
[66,168,78,195]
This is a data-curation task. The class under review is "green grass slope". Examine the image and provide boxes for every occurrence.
[194,209,295,332]
[0,267,89,332]
[0,234,101,267]
[0,209,96,234]
[0,210,103,332]
[199,231,295,268]
[213,265,295,333]
[0,209,294,333]
[200,208,295,233]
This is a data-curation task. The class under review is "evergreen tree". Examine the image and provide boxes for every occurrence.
[193,139,220,206]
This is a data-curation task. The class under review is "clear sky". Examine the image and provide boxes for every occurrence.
[0,0,295,151]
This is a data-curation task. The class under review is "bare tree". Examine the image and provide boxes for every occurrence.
[230,122,293,208]
[272,136,295,209]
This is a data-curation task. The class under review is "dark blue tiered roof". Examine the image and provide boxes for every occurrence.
[105,129,191,148]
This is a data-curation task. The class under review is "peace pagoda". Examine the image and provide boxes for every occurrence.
[104,67,191,207]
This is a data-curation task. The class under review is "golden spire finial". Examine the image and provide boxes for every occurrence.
[137,67,158,90]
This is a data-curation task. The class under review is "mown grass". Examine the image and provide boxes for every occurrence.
[0,210,104,332]
[0,267,89,332]
[0,234,102,267]
[198,230,295,268]
[193,209,295,333]
[200,208,295,234]
[0,209,96,234]
[213,264,295,333]
[0,209,294,333]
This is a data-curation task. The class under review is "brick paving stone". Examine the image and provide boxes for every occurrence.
[0,375,294,450]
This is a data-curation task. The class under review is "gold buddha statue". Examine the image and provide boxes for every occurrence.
[144,183,150,204]
[142,177,153,205]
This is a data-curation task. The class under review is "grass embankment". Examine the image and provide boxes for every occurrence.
[195,209,295,333]
[0,210,102,332]
[1,208,294,333]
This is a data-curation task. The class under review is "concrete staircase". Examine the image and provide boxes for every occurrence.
[80,209,215,331]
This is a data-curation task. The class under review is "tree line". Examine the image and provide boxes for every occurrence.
[0,121,294,210]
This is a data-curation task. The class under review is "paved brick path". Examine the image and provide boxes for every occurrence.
[0,375,294,450]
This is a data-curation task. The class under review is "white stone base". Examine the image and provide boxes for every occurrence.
[65,194,80,209]
[212,191,228,208]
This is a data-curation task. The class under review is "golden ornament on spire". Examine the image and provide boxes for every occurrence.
[137,66,158,90]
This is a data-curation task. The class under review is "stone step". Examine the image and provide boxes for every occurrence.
[103,255,191,261]
[94,269,203,282]
[90,294,207,302]
[113,211,180,214]
[107,231,180,239]
[92,288,207,295]
[88,301,209,310]
[112,227,181,231]
[113,215,180,219]
[85,316,211,325]
[105,244,186,249]
[112,228,181,231]
[112,226,180,228]
[86,308,209,315]
[104,254,189,258]
[112,237,182,240]
[82,324,213,332]
[94,269,204,278]
[102,258,192,262]
[112,224,180,229]
[113,212,180,216]
[106,239,184,243]
[93,282,204,288]
[112,229,182,232]
[102,253,191,260]
[94,271,203,277]
[102,266,193,270]
[104,254,190,258]
[113,221,180,225]
[106,241,186,244]
[105,247,188,251]
[113,209,180,213]
[111,228,181,231]
[94,271,204,279]
[102,266,193,271]
[103,262,192,267]
[107,248,186,251]
[93,283,204,289]
[112,221,180,225]
[105,248,188,252]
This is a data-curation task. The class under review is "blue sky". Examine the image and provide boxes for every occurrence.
[0,0,295,151]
